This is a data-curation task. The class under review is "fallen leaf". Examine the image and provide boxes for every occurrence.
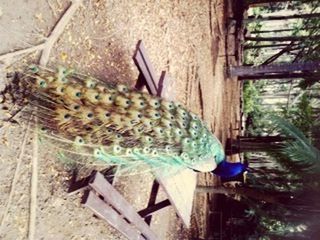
[61,52,68,62]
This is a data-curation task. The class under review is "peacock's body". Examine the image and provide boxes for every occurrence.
[1,66,245,176]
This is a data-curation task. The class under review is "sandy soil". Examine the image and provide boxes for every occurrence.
[0,0,241,239]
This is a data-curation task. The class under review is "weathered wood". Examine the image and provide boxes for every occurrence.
[155,169,197,227]
[138,199,171,219]
[143,180,160,225]
[83,191,144,240]
[133,40,159,95]
[68,168,116,195]
[134,40,196,228]
[89,172,158,240]
[67,171,94,195]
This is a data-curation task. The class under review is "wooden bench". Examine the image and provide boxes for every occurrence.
[69,41,197,240]
[133,40,197,227]
[83,172,159,240]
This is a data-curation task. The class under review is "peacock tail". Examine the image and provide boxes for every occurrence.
[0,65,225,174]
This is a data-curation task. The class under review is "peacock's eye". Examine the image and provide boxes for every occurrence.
[87,113,93,118]
[75,92,81,97]
[29,66,38,73]
[138,114,142,118]
[95,95,99,100]
[169,123,173,127]
[108,96,112,101]
[105,112,111,117]
[64,114,71,119]
[39,80,47,87]
[155,113,160,117]
[126,100,130,105]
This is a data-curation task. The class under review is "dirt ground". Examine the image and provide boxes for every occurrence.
[0,0,241,239]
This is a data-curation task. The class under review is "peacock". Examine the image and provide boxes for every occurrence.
[0,65,246,177]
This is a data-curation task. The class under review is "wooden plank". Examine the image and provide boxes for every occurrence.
[83,191,144,240]
[138,199,171,219]
[133,40,158,95]
[67,170,97,195]
[134,40,196,227]
[157,72,175,101]
[68,168,116,195]
[90,172,159,240]
[155,169,197,227]
[156,69,196,227]
[143,180,160,225]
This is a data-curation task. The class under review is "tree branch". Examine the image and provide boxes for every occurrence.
[39,0,82,66]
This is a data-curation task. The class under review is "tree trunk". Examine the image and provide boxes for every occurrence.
[261,42,297,65]
[238,135,291,143]
[238,141,283,152]
[227,136,286,154]
[251,27,319,34]
[196,186,290,204]
[238,72,314,80]
[229,61,320,77]
[245,12,320,22]
[244,43,297,49]
[245,35,320,42]
[245,0,293,6]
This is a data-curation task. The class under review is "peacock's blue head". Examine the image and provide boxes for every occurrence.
[211,158,247,178]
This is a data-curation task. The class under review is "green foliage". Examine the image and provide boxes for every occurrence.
[280,93,315,136]
[236,2,320,238]
[245,1,320,87]
[243,81,260,114]
[243,80,274,135]
[269,116,320,174]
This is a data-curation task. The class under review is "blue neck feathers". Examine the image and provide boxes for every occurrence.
[212,160,247,178]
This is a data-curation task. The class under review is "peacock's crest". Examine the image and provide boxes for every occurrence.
[0,65,225,174]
